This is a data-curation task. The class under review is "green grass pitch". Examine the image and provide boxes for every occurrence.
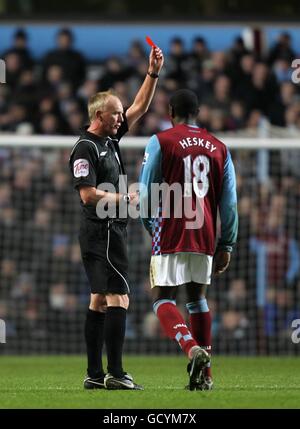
[0,355,299,409]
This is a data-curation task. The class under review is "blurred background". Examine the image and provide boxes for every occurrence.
[1,0,300,20]
[1,1,300,356]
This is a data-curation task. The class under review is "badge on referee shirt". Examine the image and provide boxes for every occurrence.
[73,159,89,177]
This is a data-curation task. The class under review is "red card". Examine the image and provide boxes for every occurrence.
[146,36,156,48]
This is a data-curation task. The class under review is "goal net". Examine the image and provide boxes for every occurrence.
[0,135,300,356]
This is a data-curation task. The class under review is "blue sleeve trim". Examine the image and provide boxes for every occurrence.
[219,149,238,249]
[139,135,162,234]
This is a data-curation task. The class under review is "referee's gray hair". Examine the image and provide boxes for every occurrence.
[88,90,118,122]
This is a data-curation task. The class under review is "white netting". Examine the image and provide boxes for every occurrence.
[0,135,300,355]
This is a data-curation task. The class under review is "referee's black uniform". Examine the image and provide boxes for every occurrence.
[69,118,130,296]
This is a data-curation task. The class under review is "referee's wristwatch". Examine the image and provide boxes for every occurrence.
[147,70,159,79]
[122,193,131,204]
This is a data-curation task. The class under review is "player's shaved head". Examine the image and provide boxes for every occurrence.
[169,89,199,119]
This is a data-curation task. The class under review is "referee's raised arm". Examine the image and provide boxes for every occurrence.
[125,46,164,130]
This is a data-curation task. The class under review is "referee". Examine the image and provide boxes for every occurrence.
[69,46,164,390]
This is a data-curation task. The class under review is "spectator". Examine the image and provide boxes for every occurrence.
[165,37,188,84]
[211,51,229,76]
[2,28,33,70]
[13,69,37,113]
[269,81,298,127]
[3,52,22,88]
[77,79,99,103]
[207,74,231,115]
[39,113,62,135]
[195,59,215,103]
[228,36,251,68]
[268,32,296,66]
[125,40,146,69]
[99,57,128,90]
[218,310,250,353]
[197,103,211,129]
[272,58,293,83]
[42,28,86,89]
[188,36,210,74]
[0,259,18,299]
[227,100,246,130]
[226,278,248,312]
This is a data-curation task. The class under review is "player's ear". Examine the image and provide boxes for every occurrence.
[169,105,175,118]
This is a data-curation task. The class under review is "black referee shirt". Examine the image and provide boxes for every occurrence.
[69,117,128,223]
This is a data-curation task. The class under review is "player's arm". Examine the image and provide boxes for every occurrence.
[125,46,164,130]
[215,149,238,274]
[139,135,162,235]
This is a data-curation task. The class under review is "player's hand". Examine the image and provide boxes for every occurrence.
[149,46,164,74]
[213,250,231,275]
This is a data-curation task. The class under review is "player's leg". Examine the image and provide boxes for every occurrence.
[186,283,211,356]
[151,254,210,390]
[185,254,213,390]
[186,282,213,390]
[83,293,107,389]
[152,285,195,355]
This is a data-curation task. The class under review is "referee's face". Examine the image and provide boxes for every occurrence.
[99,96,124,136]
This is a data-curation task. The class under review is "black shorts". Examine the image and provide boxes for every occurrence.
[79,219,129,295]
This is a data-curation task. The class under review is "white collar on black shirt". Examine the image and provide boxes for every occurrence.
[105,136,119,146]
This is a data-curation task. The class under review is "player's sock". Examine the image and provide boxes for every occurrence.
[84,309,105,378]
[186,299,212,377]
[153,299,197,356]
[104,306,126,378]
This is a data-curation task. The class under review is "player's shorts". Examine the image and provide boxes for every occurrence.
[150,253,213,288]
[79,219,129,295]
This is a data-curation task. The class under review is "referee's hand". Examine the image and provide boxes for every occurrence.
[128,192,139,206]
[149,46,164,74]
[213,250,231,275]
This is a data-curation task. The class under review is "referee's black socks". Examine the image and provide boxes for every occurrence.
[104,306,127,378]
[85,309,106,378]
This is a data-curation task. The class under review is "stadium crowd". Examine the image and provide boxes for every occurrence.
[1,28,300,136]
[1,28,300,355]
